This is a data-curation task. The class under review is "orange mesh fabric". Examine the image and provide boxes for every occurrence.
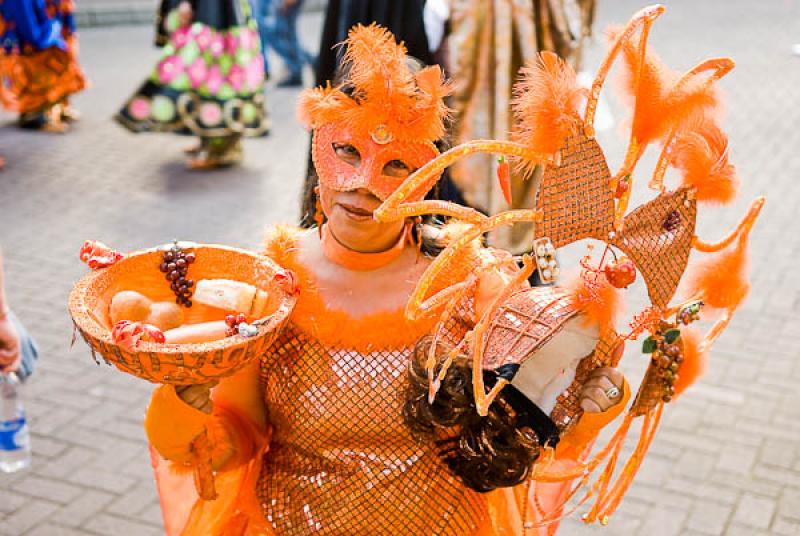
[534,132,615,248]
[613,188,697,309]
[258,324,488,535]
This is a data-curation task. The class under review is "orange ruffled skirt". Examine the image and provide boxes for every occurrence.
[0,38,86,114]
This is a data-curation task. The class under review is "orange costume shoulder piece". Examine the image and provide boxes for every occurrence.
[144,224,628,536]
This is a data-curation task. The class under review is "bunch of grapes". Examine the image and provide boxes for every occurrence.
[662,210,681,233]
[651,340,683,403]
[159,245,196,307]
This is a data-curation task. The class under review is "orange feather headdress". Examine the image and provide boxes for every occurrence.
[297,24,451,144]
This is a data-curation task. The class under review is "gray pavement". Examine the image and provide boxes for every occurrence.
[0,1,798,535]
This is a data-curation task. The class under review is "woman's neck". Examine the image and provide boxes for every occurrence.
[321,223,410,271]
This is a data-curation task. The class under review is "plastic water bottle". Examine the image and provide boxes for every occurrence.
[0,373,31,473]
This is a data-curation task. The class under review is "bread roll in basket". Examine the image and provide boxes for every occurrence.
[69,243,296,385]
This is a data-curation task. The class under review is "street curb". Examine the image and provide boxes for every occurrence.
[75,4,155,28]
[75,0,326,28]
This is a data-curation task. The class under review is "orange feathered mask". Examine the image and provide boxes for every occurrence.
[298,24,451,201]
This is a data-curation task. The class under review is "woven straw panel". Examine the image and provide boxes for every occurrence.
[69,245,295,384]
[613,189,697,310]
[535,132,615,248]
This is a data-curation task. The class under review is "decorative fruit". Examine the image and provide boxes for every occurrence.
[162,244,194,307]
[224,312,249,337]
[145,302,185,331]
[604,257,637,288]
[194,279,257,312]
[614,174,630,199]
[662,210,681,232]
[496,156,512,205]
[111,320,165,350]
[80,240,124,270]
[109,291,152,324]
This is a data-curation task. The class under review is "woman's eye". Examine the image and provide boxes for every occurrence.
[382,159,413,178]
[388,160,409,171]
[332,143,360,165]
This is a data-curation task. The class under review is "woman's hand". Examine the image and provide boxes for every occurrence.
[0,315,20,374]
[175,381,217,414]
[579,367,624,413]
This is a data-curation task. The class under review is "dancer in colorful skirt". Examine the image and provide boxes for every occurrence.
[116,0,269,170]
[0,0,87,132]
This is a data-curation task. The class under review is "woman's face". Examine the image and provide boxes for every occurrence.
[318,139,416,252]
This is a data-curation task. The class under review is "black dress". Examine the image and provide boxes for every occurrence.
[314,0,433,86]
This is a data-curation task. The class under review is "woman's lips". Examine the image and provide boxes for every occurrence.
[337,203,374,221]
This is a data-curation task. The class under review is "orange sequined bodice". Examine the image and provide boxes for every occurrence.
[257,323,488,535]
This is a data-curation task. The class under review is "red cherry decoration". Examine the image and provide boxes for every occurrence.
[604,257,637,289]
[614,176,630,199]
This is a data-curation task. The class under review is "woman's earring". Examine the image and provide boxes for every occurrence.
[314,186,324,237]
[414,216,423,253]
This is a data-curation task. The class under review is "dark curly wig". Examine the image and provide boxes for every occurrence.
[404,337,561,493]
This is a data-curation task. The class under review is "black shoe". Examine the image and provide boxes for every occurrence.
[18,112,47,130]
[276,75,303,88]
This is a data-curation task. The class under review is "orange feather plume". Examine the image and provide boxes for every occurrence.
[669,118,739,204]
[296,24,451,143]
[615,29,719,146]
[563,271,623,331]
[673,327,707,398]
[686,235,750,311]
[511,51,586,156]
[296,85,356,130]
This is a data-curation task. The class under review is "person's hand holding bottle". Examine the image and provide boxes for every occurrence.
[0,249,20,374]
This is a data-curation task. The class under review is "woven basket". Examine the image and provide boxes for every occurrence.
[69,244,296,385]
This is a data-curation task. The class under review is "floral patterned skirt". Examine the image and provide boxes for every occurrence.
[116,1,268,138]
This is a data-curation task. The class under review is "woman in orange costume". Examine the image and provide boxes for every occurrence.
[0,0,86,132]
[144,25,628,535]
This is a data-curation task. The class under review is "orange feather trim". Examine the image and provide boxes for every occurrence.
[614,28,719,146]
[261,223,500,352]
[262,225,437,352]
[296,85,357,131]
[563,271,623,331]
[673,327,706,398]
[511,51,586,156]
[296,24,451,144]
[686,235,750,312]
[669,118,739,204]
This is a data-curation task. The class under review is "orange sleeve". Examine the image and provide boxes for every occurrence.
[555,377,631,461]
[145,384,210,465]
[145,360,266,469]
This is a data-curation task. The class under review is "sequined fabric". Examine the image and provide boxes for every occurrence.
[481,287,579,370]
[257,324,488,535]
